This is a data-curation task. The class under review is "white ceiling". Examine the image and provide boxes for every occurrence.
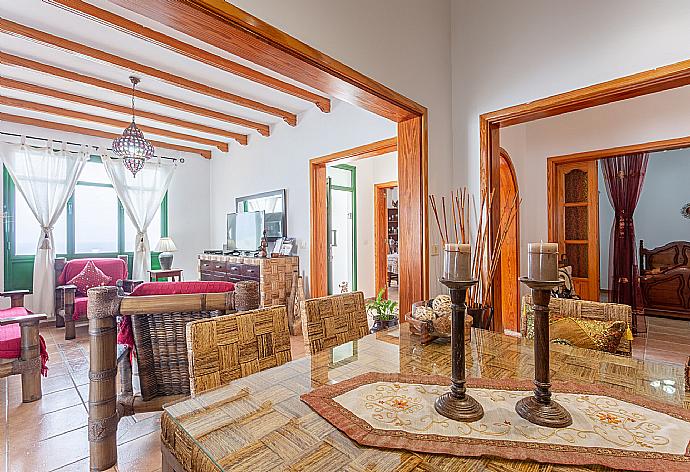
[0,0,334,156]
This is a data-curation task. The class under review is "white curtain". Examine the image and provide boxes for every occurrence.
[0,141,88,315]
[102,155,176,280]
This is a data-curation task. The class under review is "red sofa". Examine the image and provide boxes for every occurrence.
[55,256,140,340]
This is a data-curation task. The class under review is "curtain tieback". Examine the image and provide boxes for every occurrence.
[39,226,53,250]
[135,231,146,252]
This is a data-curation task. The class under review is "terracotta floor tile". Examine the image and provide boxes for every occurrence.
[8,403,87,443]
[8,425,89,471]
[7,385,84,414]
[115,431,161,472]
[117,413,161,445]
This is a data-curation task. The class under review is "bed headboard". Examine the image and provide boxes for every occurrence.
[639,240,690,272]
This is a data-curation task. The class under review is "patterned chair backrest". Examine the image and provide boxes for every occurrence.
[57,257,128,285]
[186,306,292,395]
[300,291,369,355]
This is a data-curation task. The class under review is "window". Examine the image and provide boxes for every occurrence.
[3,156,168,290]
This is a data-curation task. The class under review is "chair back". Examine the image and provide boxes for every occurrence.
[122,282,235,401]
[300,291,368,355]
[186,306,292,395]
[56,256,128,286]
[521,296,633,356]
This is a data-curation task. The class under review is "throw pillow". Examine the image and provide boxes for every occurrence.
[549,317,626,353]
[67,260,112,296]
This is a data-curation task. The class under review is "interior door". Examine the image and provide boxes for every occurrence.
[327,166,356,295]
[553,161,600,301]
[499,152,519,331]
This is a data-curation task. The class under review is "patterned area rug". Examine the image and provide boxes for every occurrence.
[301,373,690,471]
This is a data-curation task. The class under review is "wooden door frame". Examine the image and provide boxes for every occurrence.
[112,0,429,324]
[498,148,519,331]
[311,138,408,302]
[480,58,690,330]
[374,180,399,299]
[546,134,690,299]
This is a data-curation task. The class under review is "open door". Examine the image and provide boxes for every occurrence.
[327,165,356,294]
[498,150,519,331]
[374,181,398,299]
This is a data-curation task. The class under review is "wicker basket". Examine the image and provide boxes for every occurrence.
[235,280,260,311]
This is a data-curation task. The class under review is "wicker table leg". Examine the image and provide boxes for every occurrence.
[19,319,42,402]
[87,287,121,471]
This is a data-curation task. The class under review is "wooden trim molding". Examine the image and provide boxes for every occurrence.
[0,77,248,145]
[310,137,398,166]
[480,57,690,328]
[547,134,690,164]
[0,112,212,159]
[0,52,271,136]
[310,138,398,300]
[46,0,331,113]
[0,19,298,125]
[0,96,227,151]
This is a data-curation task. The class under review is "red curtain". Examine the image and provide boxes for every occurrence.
[602,152,648,332]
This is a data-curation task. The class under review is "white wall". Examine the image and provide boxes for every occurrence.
[209,101,396,293]
[598,149,690,288]
[226,0,453,296]
[0,123,210,309]
[499,83,690,282]
[347,152,397,298]
[452,0,690,198]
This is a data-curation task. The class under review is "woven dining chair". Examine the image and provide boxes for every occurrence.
[186,306,292,395]
[521,296,633,356]
[300,291,369,355]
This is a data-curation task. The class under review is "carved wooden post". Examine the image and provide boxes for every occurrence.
[64,288,76,340]
[87,286,120,471]
[19,318,43,402]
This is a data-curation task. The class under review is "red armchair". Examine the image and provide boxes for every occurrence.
[0,290,48,402]
[54,255,142,339]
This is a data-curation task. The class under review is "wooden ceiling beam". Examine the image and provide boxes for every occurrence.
[0,52,270,136]
[46,0,331,112]
[0,18,298,125]
[0,96,227,151]
[1,77,248,145]
[0,112,212,158]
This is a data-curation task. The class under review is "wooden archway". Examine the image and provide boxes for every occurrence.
[498,148,519,332]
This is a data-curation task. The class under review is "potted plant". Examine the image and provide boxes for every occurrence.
[367,289,399,333]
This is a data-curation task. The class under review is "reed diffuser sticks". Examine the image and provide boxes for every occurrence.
[430,187,521,308]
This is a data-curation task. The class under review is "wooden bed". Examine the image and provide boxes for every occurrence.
[639,240,690,319]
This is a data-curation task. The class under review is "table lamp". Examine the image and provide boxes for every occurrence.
[154,237,177,270]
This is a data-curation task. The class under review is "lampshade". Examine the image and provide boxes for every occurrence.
[154,237,177,252]
[112,76,154,177]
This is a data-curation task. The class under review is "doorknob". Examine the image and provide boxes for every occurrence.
[330,229,337,247]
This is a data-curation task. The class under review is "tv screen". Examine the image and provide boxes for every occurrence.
[227,211,265,251]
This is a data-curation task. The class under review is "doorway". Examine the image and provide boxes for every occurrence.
[498,150,519,331]
[327,164,357,294]
[374,181,399,300]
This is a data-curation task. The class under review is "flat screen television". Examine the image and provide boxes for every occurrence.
[227,211,265,251]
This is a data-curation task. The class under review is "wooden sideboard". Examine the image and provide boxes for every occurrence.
[198,254,299,308]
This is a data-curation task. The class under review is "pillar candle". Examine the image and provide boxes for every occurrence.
[527,242,559,281]
[443,243,471,281]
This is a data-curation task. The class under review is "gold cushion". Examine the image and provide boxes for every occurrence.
[549,317,626,353]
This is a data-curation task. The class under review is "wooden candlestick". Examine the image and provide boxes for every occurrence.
[435,278,484,422]
[516,278,572,428]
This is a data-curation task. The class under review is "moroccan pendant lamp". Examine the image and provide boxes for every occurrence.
[112,76,154,177]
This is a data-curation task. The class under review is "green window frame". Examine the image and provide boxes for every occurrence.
[3,155,168,291]
[326,163,357,293]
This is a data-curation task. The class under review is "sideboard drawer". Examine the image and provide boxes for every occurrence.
[241,264,260,280]
[199,259,214,272]
[211,261,227,272]
[227,264,242,276]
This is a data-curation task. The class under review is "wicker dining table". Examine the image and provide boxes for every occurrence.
[160,325,690,472]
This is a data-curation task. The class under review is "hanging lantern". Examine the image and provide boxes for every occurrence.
[112,76,154,177]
